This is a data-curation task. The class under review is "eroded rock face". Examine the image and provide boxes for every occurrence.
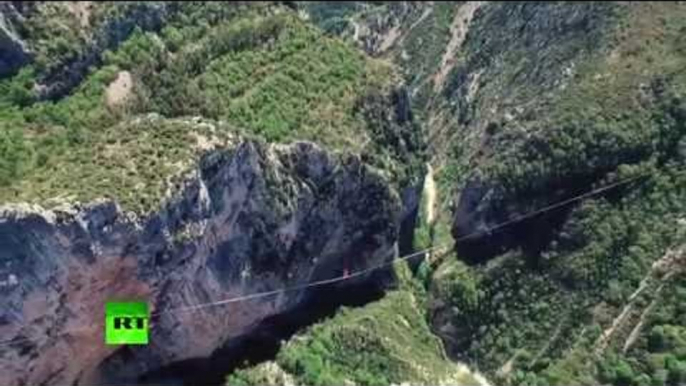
[0,3,30,77]
[0,140,401,386]
[355,2,421,56]
[451,178,512,263]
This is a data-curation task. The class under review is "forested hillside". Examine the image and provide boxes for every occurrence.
[0,2,422,213]
[227,264,488,386]
[278,2,686,386]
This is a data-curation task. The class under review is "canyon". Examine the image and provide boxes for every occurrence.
[0,140,401,385]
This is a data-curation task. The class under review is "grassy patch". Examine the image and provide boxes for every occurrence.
[0,115,235,213]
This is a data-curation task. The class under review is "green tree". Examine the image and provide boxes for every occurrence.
[615,360,635,386]
[650,326,667,352]
[1,67,35,107]
[667,360,686,385]
[0,128,30,186]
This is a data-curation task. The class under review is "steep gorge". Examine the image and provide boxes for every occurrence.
[305,2,686,385]
[3,2,686,386]
[0,139,402,386]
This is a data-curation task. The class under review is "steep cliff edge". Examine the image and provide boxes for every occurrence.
[0,5,432,384]
[0,139,401,386]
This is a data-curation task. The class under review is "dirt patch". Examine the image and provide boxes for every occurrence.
[105,71,134,108]
[193,132,226,152]
[497,355,517,379]
[378,25,402,53]
[66,1,93,28]
[623,283,664,353]
[393,4,434,52]
[594,246,686,355]
[433,2,484,92]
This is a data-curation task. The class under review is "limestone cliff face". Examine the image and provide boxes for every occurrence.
[0,3,30,77]
[0,140,401,386]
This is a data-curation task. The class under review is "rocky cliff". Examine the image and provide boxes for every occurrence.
[6,2,686,386]
[0,139,401,386]
[0,3,30,77]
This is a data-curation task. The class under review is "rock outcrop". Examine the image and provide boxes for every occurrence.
[355,2,421,56]
[0,140,401,386]
[0,3,30,77]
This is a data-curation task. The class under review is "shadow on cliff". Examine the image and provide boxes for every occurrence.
[451,171,624,267]
[131,271,390,386]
